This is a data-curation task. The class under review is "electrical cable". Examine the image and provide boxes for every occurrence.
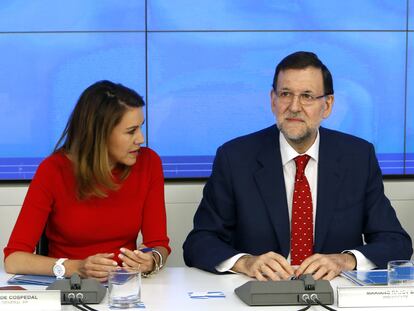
[310,294,337,311]
[297,294,312,311]
[68,295,99,311]
[71,302,88,311]
[68,296,88,311]
[77,296,99,311]
[79,302,99,311]
[297,304,312,311]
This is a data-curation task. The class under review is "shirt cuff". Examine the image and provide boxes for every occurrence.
[215,253,250,273]
[343,249,377,270]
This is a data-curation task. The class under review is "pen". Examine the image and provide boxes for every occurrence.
[139,247,154,253]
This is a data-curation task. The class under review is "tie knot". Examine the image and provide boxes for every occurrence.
[294,155,310,179]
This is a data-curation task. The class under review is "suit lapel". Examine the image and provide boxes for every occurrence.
[253,126,290,257]
[314,128,343,252]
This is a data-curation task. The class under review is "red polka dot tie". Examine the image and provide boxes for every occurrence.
[290,154,314,265]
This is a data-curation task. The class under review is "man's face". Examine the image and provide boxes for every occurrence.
[271,67,334,151]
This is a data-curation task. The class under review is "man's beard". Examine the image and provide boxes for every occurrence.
[278,122,314,145]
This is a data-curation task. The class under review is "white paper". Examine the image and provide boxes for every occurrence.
[0,290,61,311]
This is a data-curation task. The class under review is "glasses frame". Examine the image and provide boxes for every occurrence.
[274,89,331,106]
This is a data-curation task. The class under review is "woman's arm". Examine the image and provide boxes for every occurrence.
[154,246,169,267]
[4,160,55,274]
[140,150,171,254]
[5,251,119,282]
[5,252,57,275]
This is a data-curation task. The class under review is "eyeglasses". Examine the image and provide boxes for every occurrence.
[275,90,329,106]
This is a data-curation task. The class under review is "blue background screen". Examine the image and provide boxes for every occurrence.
[0,0,412,179]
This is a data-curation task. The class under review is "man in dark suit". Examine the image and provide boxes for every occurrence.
[183,51,412,281]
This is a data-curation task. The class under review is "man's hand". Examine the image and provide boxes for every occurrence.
[77,253,119,282]
[295,253,356,280]
[232,252,295,281]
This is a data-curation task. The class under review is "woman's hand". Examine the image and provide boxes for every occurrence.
[118,245,154,273]
[77,253,119,282]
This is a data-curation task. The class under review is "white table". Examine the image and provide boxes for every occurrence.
[1,267,412,310]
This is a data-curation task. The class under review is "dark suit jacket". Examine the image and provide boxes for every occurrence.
[183,125,412,272]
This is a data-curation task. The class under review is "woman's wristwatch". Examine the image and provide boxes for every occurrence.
[53,258,68,279]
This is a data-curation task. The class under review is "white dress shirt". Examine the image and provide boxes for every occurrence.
[216,130,376,272]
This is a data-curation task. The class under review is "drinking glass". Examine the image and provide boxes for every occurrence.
[108,269,141,308]
[387,260,414,286]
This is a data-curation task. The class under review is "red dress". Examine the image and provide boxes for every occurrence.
[4,147,170,263]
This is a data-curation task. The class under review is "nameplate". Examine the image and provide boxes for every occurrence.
[337,285,414,307]
[0,290,61,311]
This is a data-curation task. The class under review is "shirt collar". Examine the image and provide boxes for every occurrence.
[279,130,320,166]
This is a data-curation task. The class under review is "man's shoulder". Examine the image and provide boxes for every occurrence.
[221,125,277,151]
[319,127,371,146]
[320,127,373,151]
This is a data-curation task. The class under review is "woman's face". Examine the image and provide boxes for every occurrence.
[108,107,145,168]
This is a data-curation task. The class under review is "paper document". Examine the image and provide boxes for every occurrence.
[8,274,56,286]
[340,270,387,286]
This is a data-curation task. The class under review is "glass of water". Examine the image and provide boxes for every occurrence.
[387,260,414,286]
[108,268,141,308]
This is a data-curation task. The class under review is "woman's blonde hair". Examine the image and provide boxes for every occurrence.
[54,80,145,199]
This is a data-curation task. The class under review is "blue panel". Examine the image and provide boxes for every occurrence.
[407,32,414,174]
[147,32,275,156]
[148,0,406,31]
[0,1,412,179]
[147,31,406,175]
[0,1,145,31]
[0,33,146,179]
